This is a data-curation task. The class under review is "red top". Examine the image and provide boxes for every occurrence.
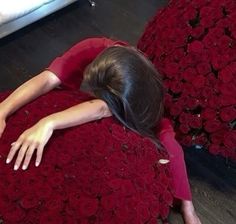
[47,37,128,89]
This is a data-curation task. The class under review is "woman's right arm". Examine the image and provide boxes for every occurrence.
[0,70,61,137]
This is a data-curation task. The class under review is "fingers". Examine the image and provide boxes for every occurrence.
[6,140,23,165]
[35,145,44,167]
[13,143,29,170]
[6,140,44,170]
[22,144,37,170]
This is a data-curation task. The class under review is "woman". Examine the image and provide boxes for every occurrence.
[0,37,201,224]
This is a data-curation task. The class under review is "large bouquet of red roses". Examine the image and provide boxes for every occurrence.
[0,90,173,224]
[138,0,236,160]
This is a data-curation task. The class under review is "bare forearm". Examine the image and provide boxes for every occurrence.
[43,99,112,130]
[0,70,60,119]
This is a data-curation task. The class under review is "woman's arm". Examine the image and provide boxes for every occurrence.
[0,70,61,119]
[6,99,112,171]
[0,70,61,137]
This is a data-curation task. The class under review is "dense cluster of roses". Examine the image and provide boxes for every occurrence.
[138,0,236,160]
[0,90,173,223]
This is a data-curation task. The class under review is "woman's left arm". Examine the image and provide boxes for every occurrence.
[6,99,112,171]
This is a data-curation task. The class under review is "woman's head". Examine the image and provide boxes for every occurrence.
[83,45,164,143]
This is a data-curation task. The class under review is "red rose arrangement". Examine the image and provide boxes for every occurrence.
[138,0,236,160]
[0,90,173,223]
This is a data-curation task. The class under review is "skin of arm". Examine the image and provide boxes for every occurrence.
[0,70,61,121]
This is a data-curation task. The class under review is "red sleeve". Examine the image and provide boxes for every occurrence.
[158,118,185,159]
[46,37,128,89]
[158,118,192,200]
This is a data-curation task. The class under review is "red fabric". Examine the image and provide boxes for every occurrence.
[47,36,192,201]
[47,37,128,89]
[159,119,192,200]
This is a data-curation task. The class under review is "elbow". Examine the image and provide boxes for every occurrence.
[42,70,61,90]
[99,101,112,119]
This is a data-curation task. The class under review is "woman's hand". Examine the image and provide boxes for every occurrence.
[6,118,54,171]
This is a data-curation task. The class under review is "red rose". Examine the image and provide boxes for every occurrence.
[162,191,173,205]
[223,131,236,149]
[204,120,222,133]
[220,106,236,122]
[211,54,230,70]
[189,116,202,129]
[218,66,234,83]
[180,136,193,146]
[4,205,26,222]
[188,41,204,53]
[179,112,191,123]
[183,6,196,20]
[149,200,160,217]
[186,98,200,110]
[111,123,128,141]
[182,68,197,82]
[136,202,151,223]
[193,75,205,89]
[219,82,235,95]
[191,0,207,8]
[77,196,98,217]
[208,96,220,109]
[35,183,52,199]
[77,160,93,178]
[160,204,169,219]
[44,195,64,211]
[179,124,190,134]
[182,83,199,97]
[170,81,183,94]
[193,134,207,146]
[57,152,72,165]
[39,210,63,224]
[107,151,127,168]
[205,77,219,91]
[200,16,214,28]
[108,178,123,190]
[210,130,226,144]
[101,194,117,210]
[209,144,220,155]
[172,48,185,62]
[190,26,205,39]
[219,35,233,50]
[202,86,214,98]
[170,103,182,116]
[20,194,40,209]
[219,94,236,107]
[164,62,180,78]
[48,172,64,186]
[120,179,136,196]
[196,62,211,75]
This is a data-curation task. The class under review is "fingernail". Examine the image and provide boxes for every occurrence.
[35,162,39,167]
[22,165,27,170]
[14,165,18,170]
[6,159,10,164]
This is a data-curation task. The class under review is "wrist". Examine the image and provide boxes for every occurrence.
[40,116,55,130]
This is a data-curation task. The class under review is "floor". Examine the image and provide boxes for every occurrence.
[0,0,235,223]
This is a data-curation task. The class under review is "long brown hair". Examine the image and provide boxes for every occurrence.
[82,45,164,149]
